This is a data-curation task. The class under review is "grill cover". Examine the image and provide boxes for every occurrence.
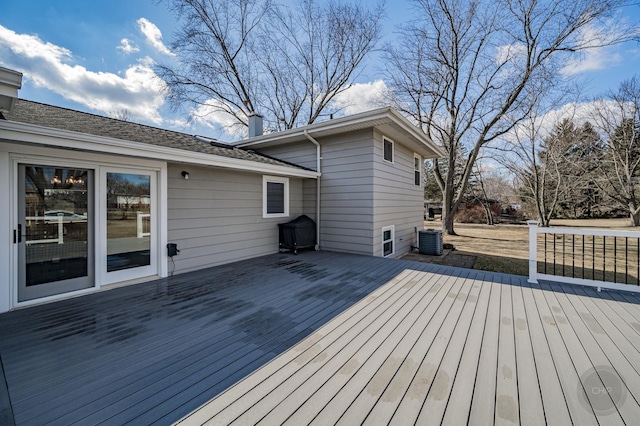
[278,215,316,253]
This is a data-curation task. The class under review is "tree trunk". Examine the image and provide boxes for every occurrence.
[443,208,456,234]
[441,182,457,235]
[629,202,640,226]
[482,202,494,225]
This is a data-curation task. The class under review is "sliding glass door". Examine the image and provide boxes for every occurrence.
[17,165,94,302]
[103,169,157,283]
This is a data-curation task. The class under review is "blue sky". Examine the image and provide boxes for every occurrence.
[1,0,639,141]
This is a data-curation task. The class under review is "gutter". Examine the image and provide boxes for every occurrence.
[0,120,320,179]
[303,130,321,250]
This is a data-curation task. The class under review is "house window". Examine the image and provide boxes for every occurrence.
[263,175,289,218]
[383,137,394,163]
[414,154,422,186]
[382,225,394,257]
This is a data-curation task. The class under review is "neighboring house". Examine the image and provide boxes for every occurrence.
[0,67,443,313]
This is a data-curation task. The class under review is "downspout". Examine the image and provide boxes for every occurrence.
[303,130,321,250]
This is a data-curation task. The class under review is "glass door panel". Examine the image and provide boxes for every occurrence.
[18,165,94,302]
[106,172,151,272]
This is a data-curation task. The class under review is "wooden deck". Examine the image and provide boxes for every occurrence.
[1,252,639,425]
[178,254,640,425]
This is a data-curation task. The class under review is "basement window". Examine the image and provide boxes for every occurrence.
[263,175,289,218]
[382,225,394,257]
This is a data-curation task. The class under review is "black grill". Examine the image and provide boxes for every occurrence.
[278,215,317,254]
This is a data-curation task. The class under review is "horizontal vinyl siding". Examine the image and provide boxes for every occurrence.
[257,142,318,171]
[167,164,304,273]
[373,131,424,257]
[302,179,317,221]
[318,130,374,255]
[260,129,381,256]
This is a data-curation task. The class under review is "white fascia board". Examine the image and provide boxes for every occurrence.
[235,107,446,158]
[233,108,395,147]
[0,121,320,179]
[387,109,447,158]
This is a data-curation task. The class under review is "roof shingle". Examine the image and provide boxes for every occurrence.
[1,99,307,170]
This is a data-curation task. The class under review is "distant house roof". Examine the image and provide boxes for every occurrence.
[0,99,315,176]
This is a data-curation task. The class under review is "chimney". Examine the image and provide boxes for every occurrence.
[0,67,22,113]
[248,113,263,138]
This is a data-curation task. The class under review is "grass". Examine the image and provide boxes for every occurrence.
[422,218,637,279]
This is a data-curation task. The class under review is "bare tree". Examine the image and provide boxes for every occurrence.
[157,0,383,132]
[384,0,633,235]
[589,77,640,225]
[257,0,383,130]
[158,0,271,128]
[110,108,132,122]
[502,117,580,227]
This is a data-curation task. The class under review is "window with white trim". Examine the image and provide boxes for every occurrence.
[383,137,394,163]
[382,225,394,257]
[263,175,289,218]
[414,153,422,186]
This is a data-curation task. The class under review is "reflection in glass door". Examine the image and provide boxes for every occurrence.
[18,165,94,302]
[106,172,152,272]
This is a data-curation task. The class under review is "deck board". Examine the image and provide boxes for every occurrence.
[510,277,546,426]
[494,277,519,425]
[439,275,493,425]
[468,271,502,425]
[1,251,639,425]
[518,279,571,425]
[548,282,640,421]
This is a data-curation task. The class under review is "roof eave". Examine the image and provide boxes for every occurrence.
[233,107,446,158]
[0,120,320,179]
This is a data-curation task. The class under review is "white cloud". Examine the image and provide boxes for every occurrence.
[117,38,139,54]
[331,80,392,115]
[505,100,624,145]
[137,18,174,57]
[496,43,527,64]
[0,25,167,124]
[560,20,627,77]
[561,47,622,76]
[189,99,247,139]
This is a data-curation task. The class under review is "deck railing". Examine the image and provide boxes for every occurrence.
[25,215,64,245]
[136,212,151,238]
[528,220,640,293]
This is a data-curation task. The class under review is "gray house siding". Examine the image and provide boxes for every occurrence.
[258,128,425,258]
[260,130,376,256]
[372,131,424,257]
[167,164,304,273]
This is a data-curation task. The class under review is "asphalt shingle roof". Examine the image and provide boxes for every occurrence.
[1,99,306,170]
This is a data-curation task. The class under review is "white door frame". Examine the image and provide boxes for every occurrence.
[99,166,159,286]
[5,149,168,311]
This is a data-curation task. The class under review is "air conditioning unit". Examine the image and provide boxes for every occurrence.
[418,230,442,255]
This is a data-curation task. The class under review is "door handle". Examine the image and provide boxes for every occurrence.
[15,224,22,243]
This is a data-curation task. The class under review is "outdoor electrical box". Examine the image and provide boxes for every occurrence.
[167,243,179,257]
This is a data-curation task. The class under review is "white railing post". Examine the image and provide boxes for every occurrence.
[137,211,143,238]
[527,220,539,284]
[57,214,64,244]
